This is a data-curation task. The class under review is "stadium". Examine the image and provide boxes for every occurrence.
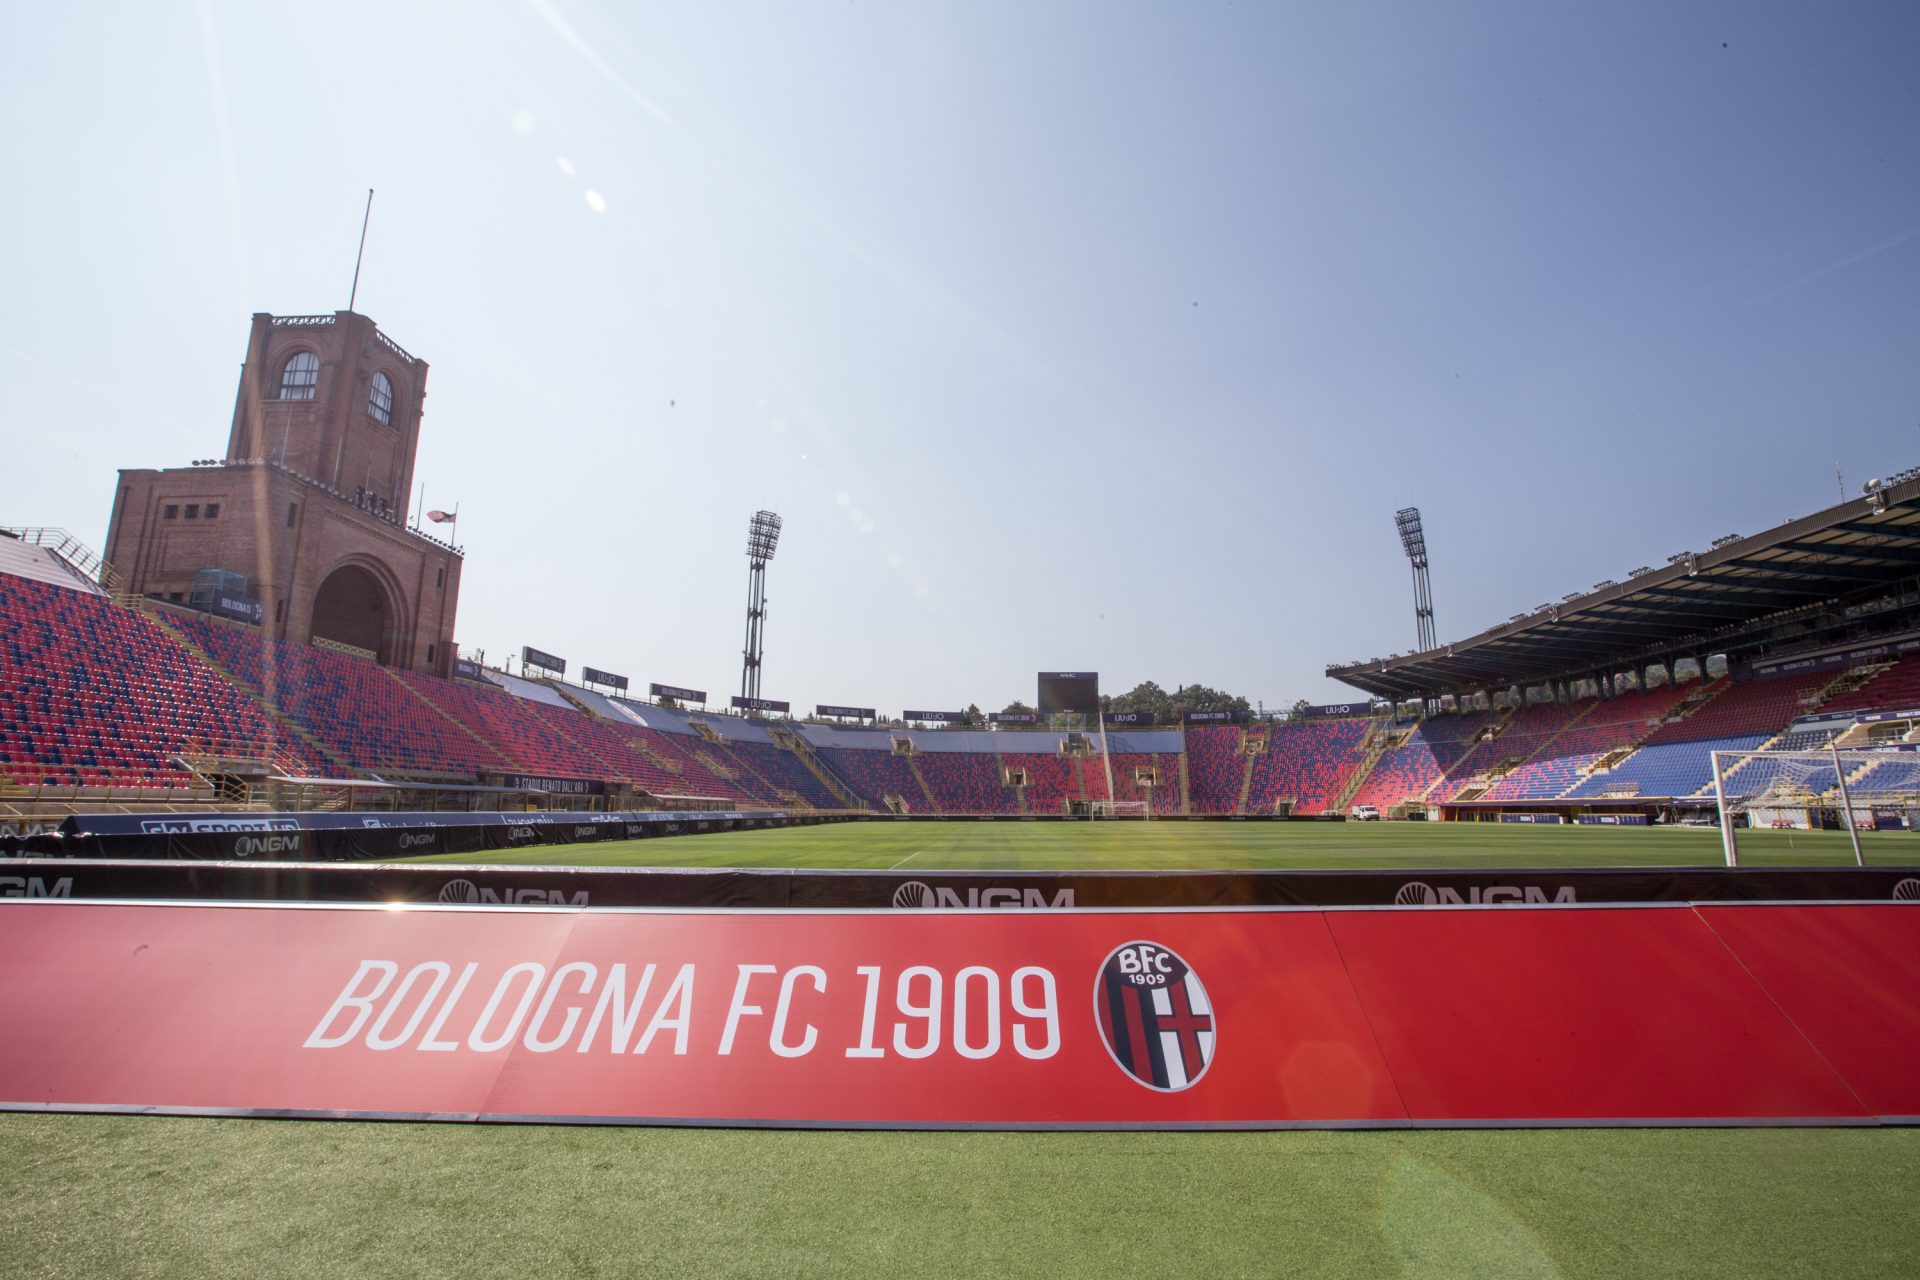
[3,308,1919,1276]
[9,446,1920,837]
[7,8,1920,1277]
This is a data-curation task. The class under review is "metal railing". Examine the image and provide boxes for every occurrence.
[2,527,120,591]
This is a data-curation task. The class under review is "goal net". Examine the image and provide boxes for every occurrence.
[1089,799,1150,820]
[1711,746,1920,865]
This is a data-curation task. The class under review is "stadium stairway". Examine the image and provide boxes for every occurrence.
[903,752,940,811]
[1000,753,1030,814]
[1235,735,1257,814]
[150,609,350,779]
[1330,716,1394,813]
[767,726,862,809]
[1176,750,1191,813]
[385,669,545,776]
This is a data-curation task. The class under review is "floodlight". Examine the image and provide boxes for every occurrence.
[745,510,783,562]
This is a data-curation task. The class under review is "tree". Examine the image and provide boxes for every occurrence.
[1165,683,1251,721]
[1104,680,1170,723]
[1101,680,1250,724]
[999,700,1035,716]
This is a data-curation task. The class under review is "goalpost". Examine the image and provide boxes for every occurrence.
[1710,744,1920,866]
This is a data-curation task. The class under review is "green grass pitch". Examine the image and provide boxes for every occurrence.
[7,821,1915,1278]
[387,817,1911,871]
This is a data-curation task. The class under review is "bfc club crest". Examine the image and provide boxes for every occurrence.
[1094,941,1216,1092]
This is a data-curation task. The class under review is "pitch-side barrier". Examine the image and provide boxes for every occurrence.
[0,810,1340,861]
[5,809,834,861]
[4,860,1918,908]
[0,899,1913,1128]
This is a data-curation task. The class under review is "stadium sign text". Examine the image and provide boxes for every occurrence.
[1394,881,1577,906]
[438,878,590,907]
[3,901,1916,1127]
[0,876,71,898]
[521,646,567,677]
[891,881,1076,910]
[731,696,791,714]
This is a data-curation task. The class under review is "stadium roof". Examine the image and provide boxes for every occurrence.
[1329,472,1920,700]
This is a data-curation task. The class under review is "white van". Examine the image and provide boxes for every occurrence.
[1349,804,1381,821]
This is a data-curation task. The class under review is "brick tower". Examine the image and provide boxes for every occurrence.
[104,311,463,675]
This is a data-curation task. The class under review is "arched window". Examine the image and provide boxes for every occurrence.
[367,371,394,424]
[279,352,320,400]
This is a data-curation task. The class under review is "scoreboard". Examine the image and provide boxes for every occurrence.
[1037,671,1100,716]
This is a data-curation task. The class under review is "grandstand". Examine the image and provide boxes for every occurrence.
[7,474,1920,823]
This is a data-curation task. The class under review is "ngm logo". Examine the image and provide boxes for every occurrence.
[233,835,301,857]
[396,833,437,851]
[890,880,1075,910]
[1394,881,1577,906]
[1893,878,1920,902]
[437,878,588,907]
[0,876,72,898]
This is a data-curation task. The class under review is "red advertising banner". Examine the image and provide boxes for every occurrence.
[0,901,1914,1128]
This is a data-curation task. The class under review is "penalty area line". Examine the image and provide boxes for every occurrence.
[890,850,924,870]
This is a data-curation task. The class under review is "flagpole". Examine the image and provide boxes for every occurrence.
[348,188,374,313]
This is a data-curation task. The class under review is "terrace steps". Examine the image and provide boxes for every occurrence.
[378,667,521,775]
[1331,717,1394,814]
[1001,753,1030,814]
[151,614,346,778]
[775,731,861,809]
[904,755,939,810]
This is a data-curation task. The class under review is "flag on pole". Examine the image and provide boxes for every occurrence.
[426,510,455,524]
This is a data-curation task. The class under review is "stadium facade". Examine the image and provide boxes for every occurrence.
[102,311,461,675]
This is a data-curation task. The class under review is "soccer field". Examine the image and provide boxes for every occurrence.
[387,818,1911,870]
[3,1116,1915,1278]
[10,820,1914,1278]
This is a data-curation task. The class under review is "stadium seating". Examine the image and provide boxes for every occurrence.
[0,577,316,787]
[171,613,509,777]
[1109,752,1184,813]
[814,745,924,811]
[708,736,843,809]
[1566,672,1836,799]
[913,749,1020,813]
[1851,754,1920,800]
[1245,718,1371,814]
[395,671,612,779]
[1183,725,1247,813]
[1474,684,1697,802]
[1818,657,1920,717]
[1346,712,1491,812]
[1003,752,1080,814]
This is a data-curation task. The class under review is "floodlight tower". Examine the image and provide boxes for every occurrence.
[740,510,782,702]
[1395,506,1437,652]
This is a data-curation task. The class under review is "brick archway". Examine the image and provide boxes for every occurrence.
[310,557,409,664]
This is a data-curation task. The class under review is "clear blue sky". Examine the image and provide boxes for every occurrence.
[4,2,1917,712]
